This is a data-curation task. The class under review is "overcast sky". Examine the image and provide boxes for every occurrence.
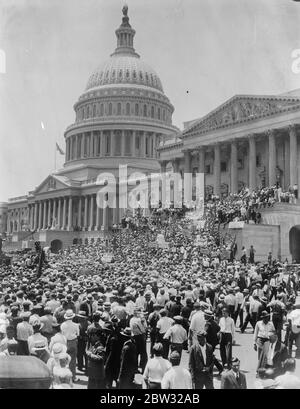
[1,0,300,202]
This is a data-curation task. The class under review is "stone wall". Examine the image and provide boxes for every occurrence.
[227,223,280,262]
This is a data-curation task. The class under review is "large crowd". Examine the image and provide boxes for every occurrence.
[0,184,300,389]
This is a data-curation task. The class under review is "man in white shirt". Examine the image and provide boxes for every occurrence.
[156,309,174,359]
[164,316,187,359]
[219,308,235,369]
[161,351,192,389]
[254,311,275,361]
[143,343,171,389]
[188,303,205,348]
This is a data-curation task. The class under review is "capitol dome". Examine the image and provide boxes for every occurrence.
[86,55,164,93]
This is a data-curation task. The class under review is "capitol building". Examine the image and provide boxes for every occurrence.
[1,7,178,251]
[1,6,300,261]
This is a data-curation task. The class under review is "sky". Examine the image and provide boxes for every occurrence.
[0,0,300,202]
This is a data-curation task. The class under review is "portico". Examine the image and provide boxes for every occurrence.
[158,94,300,198]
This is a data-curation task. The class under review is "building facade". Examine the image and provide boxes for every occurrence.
[158,91,300,198]
[3,7,178,250]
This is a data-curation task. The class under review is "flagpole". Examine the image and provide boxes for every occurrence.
[54,145,56,172]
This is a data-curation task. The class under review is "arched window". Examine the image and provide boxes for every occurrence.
[143,104,147,117]
[100,104,104,116]
[126,103,130,116]
[135,103,139,116]
[163,109,166,121]
[108,103,112,116]
[151,106,154,118]
[158,107,161,120]
[87,106,90,118]
[117,102,121,115]
[93,104,96,117]
[82,108,85,120]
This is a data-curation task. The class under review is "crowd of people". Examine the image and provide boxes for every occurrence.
[0,184,300,389]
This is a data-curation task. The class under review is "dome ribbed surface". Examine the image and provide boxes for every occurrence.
[86,55,163,92]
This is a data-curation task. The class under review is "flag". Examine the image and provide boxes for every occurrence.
[56,143,64,155]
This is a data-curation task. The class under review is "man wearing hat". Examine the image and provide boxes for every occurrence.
[254,310,275,362]
[61,309,80,382]
[129,307,148,372]
[257,329,288,377]
[74,310,90,373]
[189,330,215,389]
[118,328,138,389]
[163,315,187,359]
[148,303,161,357]
[16,311,33,355]
[86,327,106,389]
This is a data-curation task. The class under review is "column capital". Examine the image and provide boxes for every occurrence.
[288,124,297,135]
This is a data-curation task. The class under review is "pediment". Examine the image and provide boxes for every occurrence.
[183,95,300,136]
[34,175,71,194]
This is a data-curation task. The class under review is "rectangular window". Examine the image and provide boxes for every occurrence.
[205,164,211,174]
[256,155,261,167]
[221,161,227,172]
[237,158,244,169]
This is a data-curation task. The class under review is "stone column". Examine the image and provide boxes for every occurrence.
[198,147,205,174]
[102,203,109,230]
[62,197,67,230]
[6,212,10,233]
[95,201,100,230]
[121,130,126,156]
[131,131,136,156]
[214,145,221,196]
[34,203,38,230]
[141,132,146,158]
[289,125,298,187]
[268,129,276,186]
[81,133,85,158]
[89,194,94,231]
[160,161,167,206]
[57,198,62,229]
[84,196,88,230]
[249,136,256,191]
[284,136,290,190]
[101,131,106,157]
[52,199,56,228]
[47,199,52,228]
[67,197,73,231]
[110,131,115,156]
[78,197,82,228]
[43,201,47,229]
[230,140,238,193]
[38,202,42,230]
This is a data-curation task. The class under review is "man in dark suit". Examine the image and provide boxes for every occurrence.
[204,310,223,374]
[257,329,288,377]
[189,330,215,389]
[221,357,247,389]
[118,327,138,389]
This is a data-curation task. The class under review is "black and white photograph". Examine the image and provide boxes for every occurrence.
[1,0,300,392]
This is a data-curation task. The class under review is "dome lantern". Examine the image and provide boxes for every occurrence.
[112,5,139,57]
